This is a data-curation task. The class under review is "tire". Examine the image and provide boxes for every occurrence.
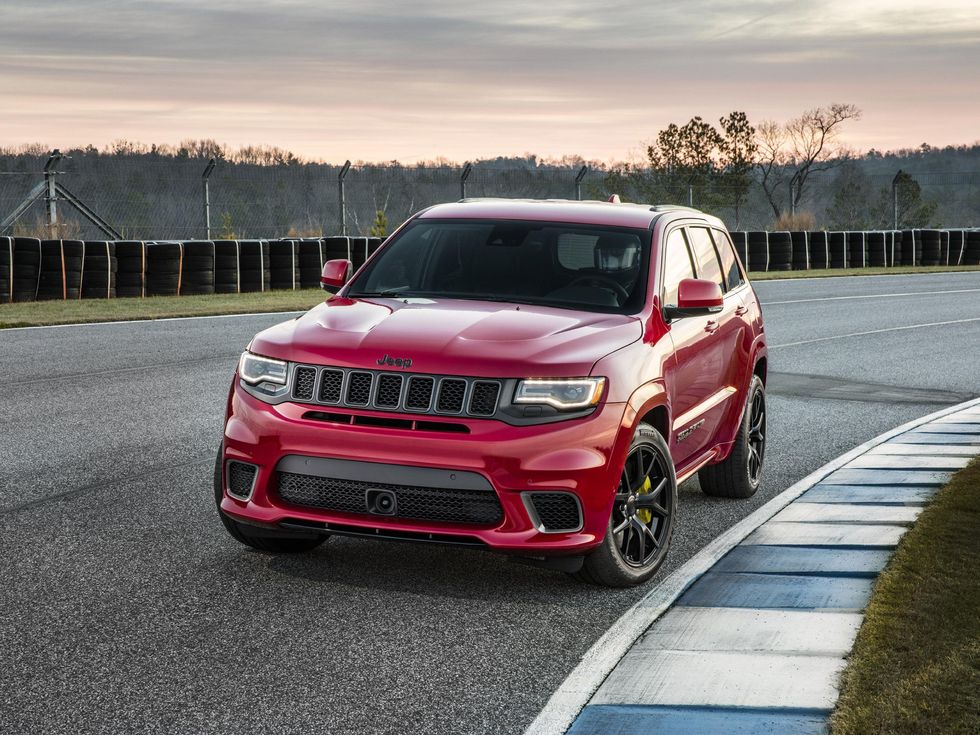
[213,444,327,554]
[699,375,766,499]
[807,231,829,269]
[575,423,677,587]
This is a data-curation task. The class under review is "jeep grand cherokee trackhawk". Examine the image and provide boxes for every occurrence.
[216,199,767,587]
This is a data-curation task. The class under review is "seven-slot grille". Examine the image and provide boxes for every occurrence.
[290,365,502,418]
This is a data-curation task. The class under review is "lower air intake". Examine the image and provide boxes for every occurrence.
[277,471,503,526]
[526,492,582,533]
[227,461,258,499]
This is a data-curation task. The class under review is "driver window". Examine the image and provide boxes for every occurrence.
[661,228,696,307]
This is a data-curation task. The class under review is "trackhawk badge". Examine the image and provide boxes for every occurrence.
[377,353,413,368]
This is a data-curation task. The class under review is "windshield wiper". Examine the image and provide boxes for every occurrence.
[351,288,419,298]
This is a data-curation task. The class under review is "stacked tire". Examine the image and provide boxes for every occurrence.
[729,231,748,268]
[11,238,41,302]
[239,240,270,292]
[865,232,886,268]
[900,230,917,265]
[0,236,11,304]
[146,242,183,296]
[269,239,300,290]
[37,239,85,300]
[807,231,829,269]
[790,231,809,270]
[947,230,966,266]
[963,231,980,265]
[214,240,241,294]
[918,230,942,266]
[115,241,147,297]
[81,241,117,299]
[767,231,792,271]
[886,231,901,267]
[746,231,769,272]
[828,232,848,268]
[298,239,327,288]
[349,236,370,271]
[178,240,215,295]
[322,236,350,263]
[847,232,867,268]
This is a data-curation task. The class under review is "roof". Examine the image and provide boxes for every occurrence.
[418,199,709,229]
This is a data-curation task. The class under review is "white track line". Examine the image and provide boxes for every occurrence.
[523,396,980,735]
[763,288,980,305]
[770,317,980,349]
[0,310,306,332]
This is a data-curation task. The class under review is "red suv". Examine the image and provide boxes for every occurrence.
[216,200,767,586]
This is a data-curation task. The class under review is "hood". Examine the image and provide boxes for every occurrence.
[249,297,642,378]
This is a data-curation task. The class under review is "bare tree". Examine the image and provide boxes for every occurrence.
[756,103,861,219]
[785,103,861,212]
[756,120,790,220]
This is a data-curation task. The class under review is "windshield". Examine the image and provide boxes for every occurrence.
[347,219,650,313]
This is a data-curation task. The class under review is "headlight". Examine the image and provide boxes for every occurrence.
[238,351,288,386]
[514,377,605,410]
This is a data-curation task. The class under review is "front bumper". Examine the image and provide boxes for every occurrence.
[220,380,634,555]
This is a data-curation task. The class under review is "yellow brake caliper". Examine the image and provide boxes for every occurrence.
[637,475,653,524]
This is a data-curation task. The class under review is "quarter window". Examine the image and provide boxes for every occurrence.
[661,229,696,307]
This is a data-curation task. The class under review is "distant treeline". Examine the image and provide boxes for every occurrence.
[1,139,978,240]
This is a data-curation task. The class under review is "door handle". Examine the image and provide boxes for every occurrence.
[734,305,748,316]
[704,320,720,334]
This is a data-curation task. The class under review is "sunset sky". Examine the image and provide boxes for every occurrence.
[2,1,978,163]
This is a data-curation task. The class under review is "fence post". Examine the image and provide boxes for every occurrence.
[338,160,351,236]
[43,150,63,233]
[460,162,472,200]
[892,169,903,230]
[202,158,216,239]
[575,166,588,200]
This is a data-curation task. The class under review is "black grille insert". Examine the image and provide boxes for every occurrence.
[277,471,503,525]
[437,378,467,413]
[375,374,403,407]
[292,366,317,401]
[318,369,343,403]
[528,492,581,532]
[346,372,372,405]
[405,376,435,410]
[227,461,257,499]
[469,381,501,416]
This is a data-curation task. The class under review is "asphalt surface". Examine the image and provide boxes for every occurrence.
[1,272,979,735]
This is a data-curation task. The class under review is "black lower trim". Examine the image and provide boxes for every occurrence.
[279,518,487,547]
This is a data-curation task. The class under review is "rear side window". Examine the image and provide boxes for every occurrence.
[687,227,725,292]
[661,229,696,306]
[711,229,744,291]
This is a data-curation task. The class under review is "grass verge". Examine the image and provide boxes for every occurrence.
[749,265,980,280]
[830,457,980,735]
[0,290,326,328]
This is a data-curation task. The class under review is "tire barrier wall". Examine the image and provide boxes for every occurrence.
[726,229,980,271]
[3,231,976,303]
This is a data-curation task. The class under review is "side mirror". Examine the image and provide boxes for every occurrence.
[664,278,724,322]
[320,259,352,294]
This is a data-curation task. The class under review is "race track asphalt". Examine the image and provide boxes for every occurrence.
[1,271,978,734]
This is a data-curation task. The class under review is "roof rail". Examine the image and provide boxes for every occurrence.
[648,204,703,213]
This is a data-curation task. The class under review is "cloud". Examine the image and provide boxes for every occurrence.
[1,0,978,160]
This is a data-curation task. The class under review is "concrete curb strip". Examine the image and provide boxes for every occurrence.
[524,395,980,735]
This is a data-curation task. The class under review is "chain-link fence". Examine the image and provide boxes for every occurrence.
[2,151,978,241]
